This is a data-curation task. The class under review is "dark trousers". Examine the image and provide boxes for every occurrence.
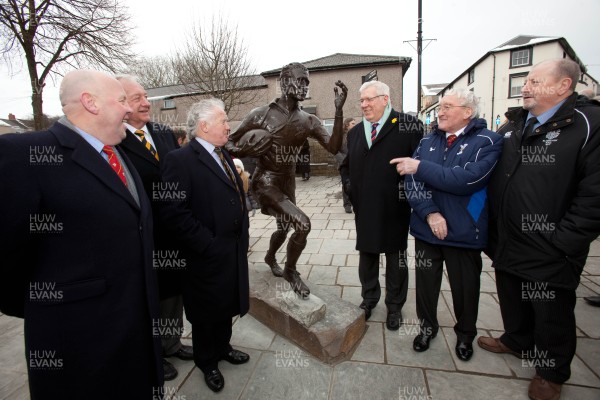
[415,239,482,343]
[159,295,184,355]
[339,171,351,207]
[496,270,577,383]
[191,318,232,373]
[358,250,408,312]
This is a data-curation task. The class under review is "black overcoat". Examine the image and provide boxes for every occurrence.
[340,110,423,253]
[0,122,163,399]
[160,140,250,322]
[119,122,181,299]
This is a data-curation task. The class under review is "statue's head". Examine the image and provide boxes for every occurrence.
[280,63,309,102]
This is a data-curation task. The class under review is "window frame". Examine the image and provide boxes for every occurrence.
[508,72,528,98]
[510,47,532,68]
[162,99,175,110]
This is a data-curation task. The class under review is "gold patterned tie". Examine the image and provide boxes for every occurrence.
[134,129,159,161]
[214,148,237,186]
[215,148,243,209]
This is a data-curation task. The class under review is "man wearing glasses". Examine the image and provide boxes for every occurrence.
[340,81,423,330]
[392,89,502,361]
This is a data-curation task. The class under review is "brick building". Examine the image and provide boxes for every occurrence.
[146,53,412,175]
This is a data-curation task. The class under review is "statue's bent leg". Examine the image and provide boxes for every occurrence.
[283,236,310,298]
[282,211,311,298]
[264,219,289,277]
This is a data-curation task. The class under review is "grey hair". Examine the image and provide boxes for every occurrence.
[115,74,141,85]
[443,88,480,119]
[359,81,390,97]
[186,98,225,140]
[551,59,581,91]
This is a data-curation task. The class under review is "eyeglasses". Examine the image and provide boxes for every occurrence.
[437,104,468,112]
[359,95,385,104]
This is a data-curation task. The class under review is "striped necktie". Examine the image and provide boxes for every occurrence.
[102,145,127,186]
[371,123,379,142]
[215,148,243,209]
[134,129,159,161]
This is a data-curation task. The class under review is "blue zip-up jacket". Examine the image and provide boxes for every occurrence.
[406,118,503,249]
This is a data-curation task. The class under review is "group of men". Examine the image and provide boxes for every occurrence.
[343,58,599,400]
[0,57,598,400]
[0,70,252,397]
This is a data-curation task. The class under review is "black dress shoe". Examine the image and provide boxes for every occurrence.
[386,311,402,331]
[584,296,600,307]
[221,349,250,365]
[166,345,194,361]
[455,341,474,361]
[162,358,178,381]
[413,333,436,352]
[204,369,224,392]
[359,302,374,321]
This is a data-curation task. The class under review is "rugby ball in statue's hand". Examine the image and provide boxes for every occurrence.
[234,128,273,156]
[234,128,271,147]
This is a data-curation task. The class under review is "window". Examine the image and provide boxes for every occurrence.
[468,69,475,85]
[511,48,531,67]
[509,73,528,98]
[163,99,175,109]
[322,118,334,134]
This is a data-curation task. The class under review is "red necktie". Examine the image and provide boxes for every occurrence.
[371,123,379,142]
[446,134,457,148]
[103,145,127,187]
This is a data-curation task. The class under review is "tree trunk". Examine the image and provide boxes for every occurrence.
[31,85,45,131]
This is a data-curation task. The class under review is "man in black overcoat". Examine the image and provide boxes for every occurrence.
[117,75,192,381]
[0,70,163,399]
[160,98,250,393]
[340,80,423,330]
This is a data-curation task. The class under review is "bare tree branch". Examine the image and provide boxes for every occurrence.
[0,0,136,129]
[171,15,259,117]
[122,55,178,89]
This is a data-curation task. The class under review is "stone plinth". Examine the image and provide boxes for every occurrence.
[249,268,366,365]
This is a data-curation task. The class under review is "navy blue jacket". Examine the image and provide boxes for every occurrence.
[160,140,250,322]
[406,118,503,249]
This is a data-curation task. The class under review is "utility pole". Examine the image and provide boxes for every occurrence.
[404,0,436,116]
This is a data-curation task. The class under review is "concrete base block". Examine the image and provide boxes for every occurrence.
[249,268,366,365]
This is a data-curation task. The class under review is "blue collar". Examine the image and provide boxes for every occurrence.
[526,98,567,129]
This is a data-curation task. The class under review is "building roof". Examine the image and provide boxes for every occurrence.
[491,35,559,51]
[421,83,449,96]
[261,53,412,77]
[147,53,412,100]
[0,117,30,130]
[435,35,597,101]
[147,75,267,100]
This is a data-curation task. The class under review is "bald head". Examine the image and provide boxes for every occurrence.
[60,70,114,109]
[535,59,581,91]
[522,59,581,116]
[59,69,132,145]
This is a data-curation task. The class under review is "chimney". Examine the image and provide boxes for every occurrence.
[8,113,16,120]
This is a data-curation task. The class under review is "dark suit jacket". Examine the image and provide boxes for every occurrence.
[119,122,180,299]
[340,110,423,253]
[0,122,163,399]
[160,139,250,322]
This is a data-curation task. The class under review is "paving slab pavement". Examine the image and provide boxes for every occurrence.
[1,176,599,399]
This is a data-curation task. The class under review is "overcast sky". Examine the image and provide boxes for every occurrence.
[2,0,599,119]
